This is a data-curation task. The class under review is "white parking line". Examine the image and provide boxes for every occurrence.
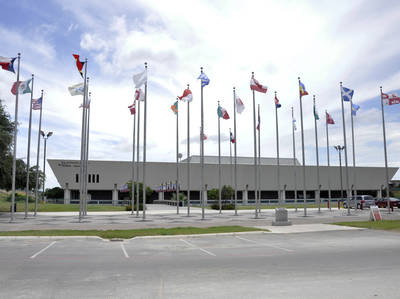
[120,243,129,258]
[235,236,294,252]
[179,239,216,257]
[30,241,57,259]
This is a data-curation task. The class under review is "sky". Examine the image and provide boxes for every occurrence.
[1,0,400,189]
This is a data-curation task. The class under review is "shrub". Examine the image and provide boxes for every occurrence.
[171,192,187,203]
[6,193,35,202]
[125,203,145,211]
[211,203,235,210]
[207,188,219,200]
[221,185,234,199]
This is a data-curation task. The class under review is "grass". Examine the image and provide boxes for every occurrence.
[0,226,266,239]
[334,220,400,232]
[204,204,321,210]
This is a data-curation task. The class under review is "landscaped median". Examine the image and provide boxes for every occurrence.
[334,220,400,232]
[0,226,267,239]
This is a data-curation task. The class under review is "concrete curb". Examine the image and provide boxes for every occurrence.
[128,230,268,240]
[0,236,106,241]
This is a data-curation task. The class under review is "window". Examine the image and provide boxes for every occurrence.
[92,174,95,183]
[96,174,99,183]
[88,174,91,183]
[75,174,79,183]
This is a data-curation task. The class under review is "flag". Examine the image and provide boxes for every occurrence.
[341,86,354,102]
[72,54,85,78]
[230,131,235,143]
[178,88,193,102]
[0,56,16,73]
[68,83,85,96]
[351,103,360,116]
[256,107,260,131]
[134,88,145,101]
[171,101,178,114]
[128,102,136,115]
[275,95,281,108]
[32,97,42,110]
[11,79,32,95]
[235,94,245,114]
[202,133,207,140]
[197,72,210,87]
[326,112,335,124]
[313,104,319,120]
[292,117,297,131]
[299,80,308,98]
[79,100,91,109]
[133,70,147,88]
[119,183,129,193]
[250,77,267,93]
[217,105,230,119]
[382,92,400,106]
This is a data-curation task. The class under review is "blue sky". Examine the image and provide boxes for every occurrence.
[1,0,400,188]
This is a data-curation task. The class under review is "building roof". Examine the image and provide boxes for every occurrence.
[181,155,301,166]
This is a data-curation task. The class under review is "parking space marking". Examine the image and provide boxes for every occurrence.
[235,236,294,252]
[179,239,216,257]
[30,241,57,259]
[120,243,129,258]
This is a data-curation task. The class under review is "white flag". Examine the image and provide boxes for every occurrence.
[135,88,145,101]
[235,95,245,114]
[68,83,85,96]
[133,70,147,88]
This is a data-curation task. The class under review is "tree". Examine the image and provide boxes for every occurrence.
[221,185,234,199]
[127,181,153,201]
[207,188,219,200]
[45,187,64,199]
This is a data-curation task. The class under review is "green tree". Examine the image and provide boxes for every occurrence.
[171,192,187,203]
[45,187,64,198]
[207,188,219,200]
[0,99,14,189]
[127,181,153,201]
[221,185,234,199]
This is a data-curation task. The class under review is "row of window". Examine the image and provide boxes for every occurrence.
[75,174,100,183]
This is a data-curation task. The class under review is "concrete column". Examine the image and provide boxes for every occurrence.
[243,184,248,204]
[378,187,383,199]
[64,182,70,204]
[158,191,162,201]
[204,184,208,206]
[112,184,118,206]
[283,184,287,203]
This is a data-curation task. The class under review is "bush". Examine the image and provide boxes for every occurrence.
[45,187,64,199]
[6,193,35,202]
[221,185,234,199]
[171,192,187,203]
[207,188,219,200]
[125,203,145,211]
[211,203,235,210]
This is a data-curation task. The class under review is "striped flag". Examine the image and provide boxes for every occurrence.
[128,102,136,115]
[32,97,42,110]
[250,77,267,93]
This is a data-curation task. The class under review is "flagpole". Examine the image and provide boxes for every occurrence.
[176,97,180,214]
[34,89,43,217]
[298,77,307,217]
[313,95,321,212]
[251,73,258,218]
[274,91,281,208]
[291,107,298,212]
[25,74,34,218]
[142,62,148,220]
[83,78,90,216]
[340,82,351,215]
[350,97,357,204]
[200,67,205,220]
[229,127,233,203]
[233,87,238,216]
[136,94,141,217]
[380,86,391,213]
[217,101,222,213]
[257,104,261,214]
[131,98,136,215]
[10,53,21,222]
[186,84,191,216]
[325,110,331,210]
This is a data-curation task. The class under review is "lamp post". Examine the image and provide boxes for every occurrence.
[334,145,349,215]
[41,131,53,202]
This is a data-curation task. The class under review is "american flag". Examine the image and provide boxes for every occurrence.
[32,97,42,110]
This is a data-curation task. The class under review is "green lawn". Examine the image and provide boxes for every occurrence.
[0,226,266,239]
[203,204,322,210]
[334,220,400,232]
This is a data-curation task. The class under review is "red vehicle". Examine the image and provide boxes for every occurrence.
[375,197,400,210]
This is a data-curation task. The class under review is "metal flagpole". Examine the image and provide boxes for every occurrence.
[275,91,281,207]
[142,62,148,220]
[233,87,238,216]
[176,97,180,214]
[229,127,233,203]
[25,74,34,218]
[313,95,321,212]
[218,101,222,214]
[340,82,351,215]
[380,87,391,213]
[186,84,191,216]
[34,89,43,216]
[350,97,357,205]
[83,79,90,216]
[131,99,136,215]
[78,59,88,222]
[251,73,258,218]
[200,67,205,220]
[136,94,141,217]
[298,77,307,217]
[325,110,332,211]
[291,107,298,212]
[10,53,21,222]
[257,104,261,214]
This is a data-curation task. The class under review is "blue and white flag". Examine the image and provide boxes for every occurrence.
[197,72,210,87]
[292,117,297,131]
[341,86,354,102]
[351,103,360,116]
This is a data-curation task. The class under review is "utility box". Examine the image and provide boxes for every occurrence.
[272,208,292,226]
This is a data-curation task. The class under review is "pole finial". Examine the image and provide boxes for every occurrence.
[233,86,235,90]
[187,84,189,89]
[145,62,147,68]
[274,91,277,95]
[200,67,203,73]
[298,76,300,80]
[340,81,342,86]
[32,74,34,78]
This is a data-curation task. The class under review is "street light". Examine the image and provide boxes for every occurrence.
[334,145,350,215]
[41,131,53,202]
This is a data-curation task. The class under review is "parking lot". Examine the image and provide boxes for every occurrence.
[1,229,399,298]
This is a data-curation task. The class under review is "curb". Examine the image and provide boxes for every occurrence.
[129,230,268,240]
[0,236,106,241]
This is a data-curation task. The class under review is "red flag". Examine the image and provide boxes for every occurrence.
[178,88,193,102]
[128,102,136,115]
[250,77,267,93]
[382,92,400,106]
[73,54,85,78]
[326,112,335,124]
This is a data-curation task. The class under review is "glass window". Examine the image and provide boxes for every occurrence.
[75,174,79,183]
[92,174,95,183]
[96,174,99,183]
[88,174,91,183]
